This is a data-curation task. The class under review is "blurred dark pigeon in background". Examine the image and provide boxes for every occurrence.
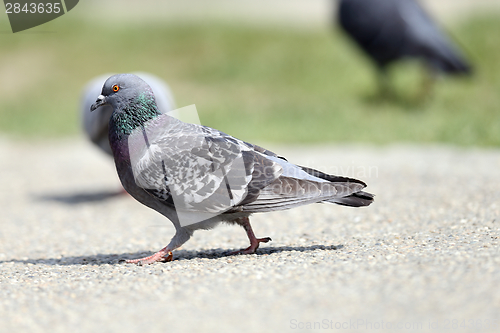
[337,0,472,96]
[81,72,176,156]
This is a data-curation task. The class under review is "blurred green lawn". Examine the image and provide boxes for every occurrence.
[0,14,499,146]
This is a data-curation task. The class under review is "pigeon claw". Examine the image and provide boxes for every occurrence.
[163,251,174,262]
[229,236,272,255]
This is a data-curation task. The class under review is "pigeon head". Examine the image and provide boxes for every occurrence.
[90,74,157,113]
[90,73,162,137]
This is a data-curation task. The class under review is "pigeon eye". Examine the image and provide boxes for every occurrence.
[112,85,120,92]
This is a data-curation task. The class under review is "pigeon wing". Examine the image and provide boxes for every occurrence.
[239,156,369,212]
[127,115,282,217]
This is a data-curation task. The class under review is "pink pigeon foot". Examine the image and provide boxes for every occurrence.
[126,249,173,265]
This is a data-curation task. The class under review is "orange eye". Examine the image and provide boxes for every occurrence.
[112,85,119,92]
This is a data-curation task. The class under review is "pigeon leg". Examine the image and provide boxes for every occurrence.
[126,249,173,265]
[230,217,271,255]
[377,68,393,99]
[416,66,435,102]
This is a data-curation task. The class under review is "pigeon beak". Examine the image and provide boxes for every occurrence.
[90,95,107,112]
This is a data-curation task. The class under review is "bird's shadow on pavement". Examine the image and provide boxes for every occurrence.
[34,190,126,205]
[0,244,344,266]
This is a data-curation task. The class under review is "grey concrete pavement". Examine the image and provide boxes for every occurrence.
[0,138,499,332]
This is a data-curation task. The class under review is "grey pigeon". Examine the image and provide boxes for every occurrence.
[81,72,176,155]
[90,74,374,265]
[338,0,472,92]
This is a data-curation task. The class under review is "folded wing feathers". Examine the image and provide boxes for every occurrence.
[241,174,368,212]
[129,114,373,215]
[130,117,278,214]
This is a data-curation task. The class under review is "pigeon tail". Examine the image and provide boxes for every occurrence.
[326,191,374,207]
[300,166,367,187]
[428,49,472,75]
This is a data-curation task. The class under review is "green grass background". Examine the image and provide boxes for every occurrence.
[0,13,499,146]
